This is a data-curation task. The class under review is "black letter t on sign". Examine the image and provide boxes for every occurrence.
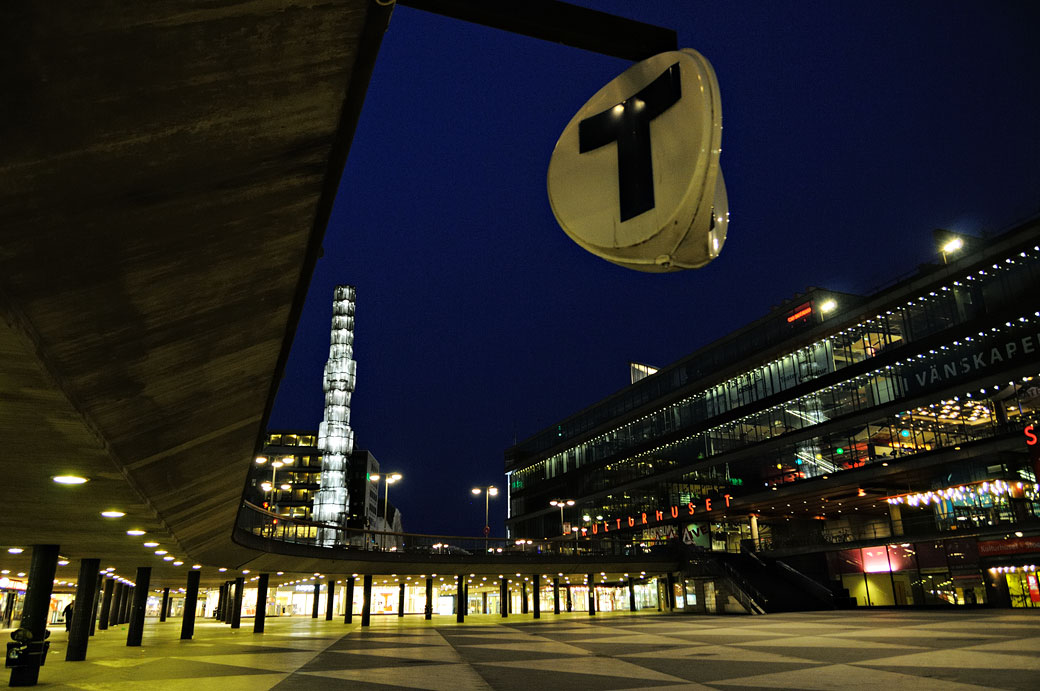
[578,63,682,222]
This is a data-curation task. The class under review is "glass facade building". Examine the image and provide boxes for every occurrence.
[506,219,1040,607]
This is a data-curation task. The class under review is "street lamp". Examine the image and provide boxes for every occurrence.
[262,460,284,511]
[549,499,575,551]
[941,236,963,264]
[371,472,402,550]
[472,485,498,552]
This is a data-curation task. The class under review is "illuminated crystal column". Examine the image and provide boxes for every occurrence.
[313,285,357,546]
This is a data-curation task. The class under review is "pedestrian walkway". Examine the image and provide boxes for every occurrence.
[20,609,1040,689]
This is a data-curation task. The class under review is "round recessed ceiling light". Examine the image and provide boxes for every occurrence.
[52,475,89,485]
[7,548,24,554]
[154,550,167,555]
[143,542,159,548]
[191,564,201,570]
[173,561,183,566]
[57,560,69,566]
[162,556,174,561]
[100,510,125,518]
[126,530,146,536]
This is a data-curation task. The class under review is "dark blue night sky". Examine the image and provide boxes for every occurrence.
[269,1,1040,537]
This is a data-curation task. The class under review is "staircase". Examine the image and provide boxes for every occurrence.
[681,544,836,614]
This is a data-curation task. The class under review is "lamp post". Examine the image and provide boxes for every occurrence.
[549,499,575,553]
[371,473,401,550]
[471,486,498,552]
[261,460,284,512]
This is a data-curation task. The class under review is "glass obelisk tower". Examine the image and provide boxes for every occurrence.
[313,285,357,546]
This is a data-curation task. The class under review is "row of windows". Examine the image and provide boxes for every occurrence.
[512,247,1040,491]
[265,433,317,447]
[513,311,1040,510]
[510,378,1039,535]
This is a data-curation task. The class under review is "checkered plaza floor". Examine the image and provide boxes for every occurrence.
[14,609,1040,690]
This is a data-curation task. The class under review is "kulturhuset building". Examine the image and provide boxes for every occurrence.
[506,219,1040,609]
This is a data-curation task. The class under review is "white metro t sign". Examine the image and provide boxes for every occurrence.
[548,49,728,272]
[578,63,682,222]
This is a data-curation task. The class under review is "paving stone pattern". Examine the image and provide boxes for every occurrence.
[21,609,1040,690]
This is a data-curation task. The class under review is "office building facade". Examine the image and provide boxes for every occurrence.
[506,220,1040,608]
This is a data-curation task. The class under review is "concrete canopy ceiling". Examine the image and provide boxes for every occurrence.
[0,0,389,588]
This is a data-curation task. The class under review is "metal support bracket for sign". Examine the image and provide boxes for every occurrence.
[397,0,678,61]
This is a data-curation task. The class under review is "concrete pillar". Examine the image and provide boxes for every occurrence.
[481,591,488,614]
[8,544,59,687]
[89,578,101,636]
[455,576,465,623]
[224,581,235,623]
[217,582,227,621]
[116,585,126,625]
[126,567,151,646]
[230,577,244,630]
[566,585,572,612]
[124,586,135,624]
[181,570,201,640]
[159,588,170,622]
[628,577,637,612]
[553,577,561,614]
[587,574,596,616]
[98,577,115,631]
[424,578,433,620]
[254,574,269,633]
[311,582,321,619]
[500,577,508,618]
[521,581,528,614]
[532,576,540,619]
[110,582,124,627]
[667,573,677,609]
[361,575,372,627]
[326,579,336,621]
[215,583,225,620]
[750,513,760,545]
[344,577,355,624]
[398,582,405,617]
[66,558,100,661]
[890,504,904,536]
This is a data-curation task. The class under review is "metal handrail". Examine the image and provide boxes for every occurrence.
[235,501,677,560]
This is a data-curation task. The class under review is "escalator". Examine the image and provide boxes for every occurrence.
[681,544,838,613]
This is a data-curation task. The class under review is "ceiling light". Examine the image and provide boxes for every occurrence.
[143,542,159,548]
[126,530,146,536]
[191,565,201,570]
[100,510,125,518]
[52,475,89,485]
[57,560,69,566]
[162,556,174,561]
[154,550,168,555]
[173,561,183,566]
[7,548,24,554]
